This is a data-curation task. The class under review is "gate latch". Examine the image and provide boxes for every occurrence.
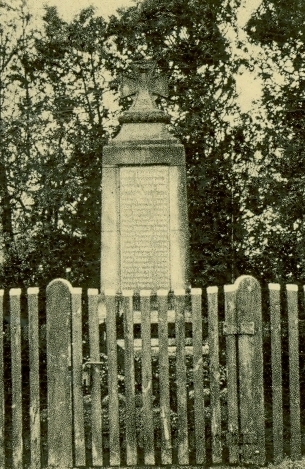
[223,321,255,336]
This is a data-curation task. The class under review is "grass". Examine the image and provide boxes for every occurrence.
[208,458,305,469]
[267,457,305,468]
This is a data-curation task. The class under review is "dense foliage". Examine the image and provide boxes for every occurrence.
[0,0,304,287]
[0,3,113,287]
[241,0,305,282]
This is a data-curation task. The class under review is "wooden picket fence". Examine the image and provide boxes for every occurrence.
[0,275,303,468]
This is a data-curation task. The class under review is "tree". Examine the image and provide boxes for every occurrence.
[0,0,43,284]
[12,6,116,286]
[240,0,305,282]
[0,5,118,287]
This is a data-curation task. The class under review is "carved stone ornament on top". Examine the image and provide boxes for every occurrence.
[119,61,170,124]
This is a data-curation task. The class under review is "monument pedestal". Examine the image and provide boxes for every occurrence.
[100,63,189,292]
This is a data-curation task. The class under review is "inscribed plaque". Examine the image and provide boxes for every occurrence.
[120,166,170,290]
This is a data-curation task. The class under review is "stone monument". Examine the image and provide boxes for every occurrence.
[101,61,189,292]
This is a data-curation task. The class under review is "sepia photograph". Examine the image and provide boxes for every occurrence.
[0,0,304,467]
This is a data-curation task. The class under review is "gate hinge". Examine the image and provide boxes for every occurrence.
[223,321,255,336]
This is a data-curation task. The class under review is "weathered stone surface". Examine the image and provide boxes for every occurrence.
[119,61,169,124]
[101,167,120,289]
[103,142,184,166]
[101,159,189,291]
[120,166,170,290]
[169,165,189,289]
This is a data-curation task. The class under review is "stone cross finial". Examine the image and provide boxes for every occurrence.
[119,61,169,123]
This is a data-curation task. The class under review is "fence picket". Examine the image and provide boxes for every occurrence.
[207,286,222,464]
[27,287,40,469]
[122,291,137,465]
[224,285,239,464]
[10,289,23,469]
[140,291,155,465]
[269,284,283,463]
[105,291,120,466]
[236,275,265,466]
[287,285,301,460]
[46,279,73,468]
[191,288,205,464]
[175,290,189,465]
[157,290,172,465]
[88,289,103,466]
[71,288,86,466]
[0,290,4,469]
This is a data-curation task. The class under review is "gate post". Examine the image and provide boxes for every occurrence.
[235,275,265,465]
[47,279,73,467]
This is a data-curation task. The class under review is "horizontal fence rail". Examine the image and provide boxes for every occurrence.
[0,276,303,468]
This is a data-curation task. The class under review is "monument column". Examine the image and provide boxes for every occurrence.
[101,62,189,292]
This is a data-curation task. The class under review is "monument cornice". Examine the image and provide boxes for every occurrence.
[119,110,170,124]
[103,142,185,166]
